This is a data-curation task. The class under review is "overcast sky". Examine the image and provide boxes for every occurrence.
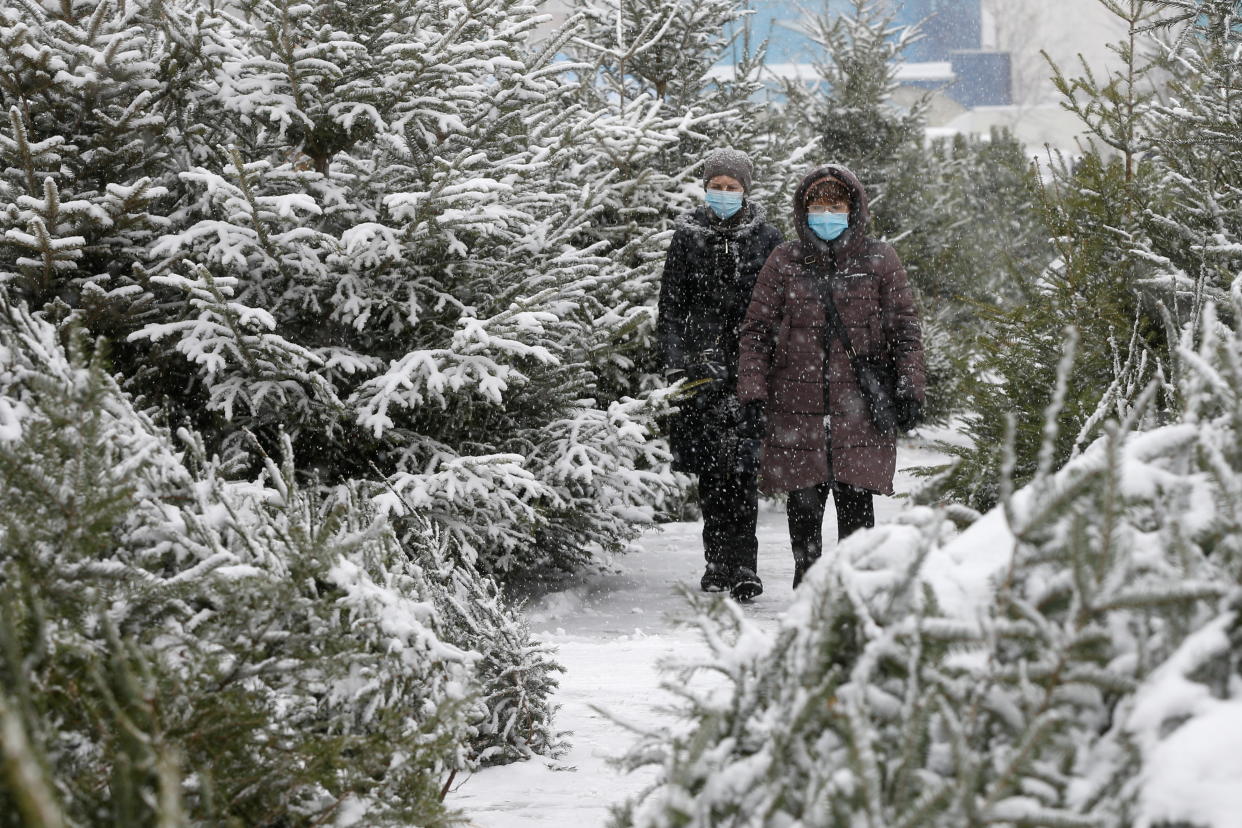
[982,0,1130,107]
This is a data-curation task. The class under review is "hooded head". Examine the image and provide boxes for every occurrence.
[793,164,870,259]
[703,148,754,195]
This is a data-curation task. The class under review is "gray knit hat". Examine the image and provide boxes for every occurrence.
[703,148,753,194]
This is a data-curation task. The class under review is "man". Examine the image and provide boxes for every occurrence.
[656,148,782,600]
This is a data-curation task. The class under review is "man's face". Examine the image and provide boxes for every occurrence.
[707,175,744,194]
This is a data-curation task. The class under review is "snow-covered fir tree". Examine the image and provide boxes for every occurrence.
[564,0,773,400]
[925,0,1172,509]
[613,280,1242,824]
[0,294,567,824]
[776,0,927,211]
[0,299,463,824]
[903,129,1053,425]
[0,0,180,338]
[1134,0,1242,330]
[0,0,678,575]
[392,513,566,765]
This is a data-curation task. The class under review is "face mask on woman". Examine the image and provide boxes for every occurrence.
[705,189,743,220]
[807,211,849,241]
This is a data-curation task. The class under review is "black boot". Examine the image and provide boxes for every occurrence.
[700,561,733,593]
[791,539,822,590]
[730,567,763,601]
[792,555,819,589]
[787,483,829,590]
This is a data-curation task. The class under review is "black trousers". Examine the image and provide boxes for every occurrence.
[698,466,759,572]
[786,482,874,572]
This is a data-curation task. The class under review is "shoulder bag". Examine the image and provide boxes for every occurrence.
[813,278,899,437]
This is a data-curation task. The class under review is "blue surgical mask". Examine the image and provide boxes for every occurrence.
[808,211,849,241]
[705,189,744,220]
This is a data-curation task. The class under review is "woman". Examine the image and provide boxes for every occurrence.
[735,165,925,588]
[657,148,783,600]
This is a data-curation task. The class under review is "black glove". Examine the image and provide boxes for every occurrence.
[895,398,923,433]
[734,438,762,478]
[736,400,766,441]
[684,360,729,383]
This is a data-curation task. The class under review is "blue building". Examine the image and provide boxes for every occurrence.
[729,0,1010,107]
[895,0,980,62]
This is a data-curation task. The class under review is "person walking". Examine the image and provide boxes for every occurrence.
[657,148,783,601]
[735,164,925,589]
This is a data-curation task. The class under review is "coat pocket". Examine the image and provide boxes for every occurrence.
[771,377,825,415]
[766,411,812,448]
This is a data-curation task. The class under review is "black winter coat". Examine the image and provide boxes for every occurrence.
[657,202,783,474]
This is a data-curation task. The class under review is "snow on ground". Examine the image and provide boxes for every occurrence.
[446,432,954,827]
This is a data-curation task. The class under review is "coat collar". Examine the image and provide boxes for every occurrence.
[678,201,769,239]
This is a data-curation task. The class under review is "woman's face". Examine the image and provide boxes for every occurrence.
[807,194,850,215]
[707,175,743,193]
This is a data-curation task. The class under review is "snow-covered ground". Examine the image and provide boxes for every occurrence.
[447,434,954,827]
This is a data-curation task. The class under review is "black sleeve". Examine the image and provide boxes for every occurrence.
[656,228,691,371]
[737,245,788,404]
[763,224,783,261]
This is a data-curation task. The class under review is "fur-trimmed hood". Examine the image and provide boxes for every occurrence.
[792,164,871,263]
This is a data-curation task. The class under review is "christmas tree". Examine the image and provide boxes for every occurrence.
[0,0,678,576]
[0,293,571,822]
[614,296,1241,825]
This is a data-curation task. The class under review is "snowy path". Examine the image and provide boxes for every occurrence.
[447,436,953,827]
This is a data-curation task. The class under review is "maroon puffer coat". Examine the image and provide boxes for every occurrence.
[736,165,925,496]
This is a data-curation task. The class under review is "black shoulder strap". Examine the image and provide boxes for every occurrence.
[805,256,900,435]
[806,260,860,363]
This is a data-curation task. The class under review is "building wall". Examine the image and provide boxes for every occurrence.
[732,0,813,64]
[893,0,982,62]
